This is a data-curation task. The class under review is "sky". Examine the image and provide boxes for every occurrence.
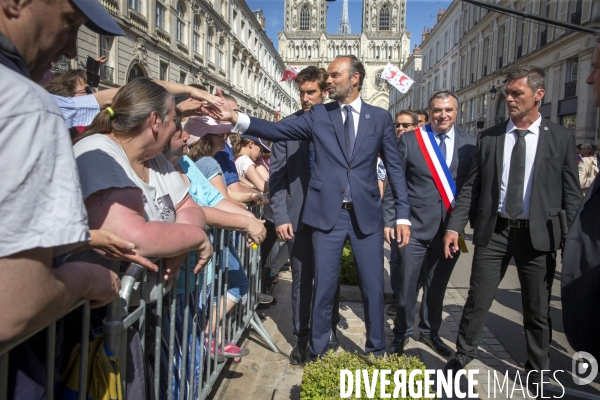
[246,0,452,52]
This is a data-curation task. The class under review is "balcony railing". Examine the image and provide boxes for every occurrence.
[565,81,577,98]
[100,64,114,82]
[571,9,582,25]
[99,0,118,16]
[177,41,188,54]
[51,55,71,73]
[498,56,503,69]
[539,30,548,47]
[516,45,523,60]
[128,9,148,32]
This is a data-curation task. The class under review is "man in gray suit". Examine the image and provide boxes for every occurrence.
[270,67,340,365]
[383,91,476,356]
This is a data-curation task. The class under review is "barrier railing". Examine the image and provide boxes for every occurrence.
[0,224,279,400]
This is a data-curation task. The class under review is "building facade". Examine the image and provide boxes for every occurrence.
[56,0,298,119]
[410,0,599,142]
[278,0,411,110]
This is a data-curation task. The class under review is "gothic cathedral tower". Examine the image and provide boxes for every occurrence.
[279,0,410,109]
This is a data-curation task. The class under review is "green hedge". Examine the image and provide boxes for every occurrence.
[301,351,429,399]
[340,241,358,286]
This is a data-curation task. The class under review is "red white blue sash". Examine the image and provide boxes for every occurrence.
[413,124,456,211]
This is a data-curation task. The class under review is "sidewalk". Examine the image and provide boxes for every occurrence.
[208,242,529,400]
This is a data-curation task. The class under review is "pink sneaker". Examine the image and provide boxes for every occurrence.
[205,339,225,363]
[223,341,249,358]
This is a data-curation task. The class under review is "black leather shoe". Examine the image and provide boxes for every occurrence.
[419,334,452,356]
[290,341,309,365]
[386,303,396,316]
[328,329,340,351]
[444,354,472,374]
[390,337,409,355]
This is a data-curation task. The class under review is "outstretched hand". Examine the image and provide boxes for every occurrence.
[188,86,224,107]
[201,87,239,124]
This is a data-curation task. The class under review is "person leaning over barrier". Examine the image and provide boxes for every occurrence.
[71,78,214,286]
[0,0,129,344]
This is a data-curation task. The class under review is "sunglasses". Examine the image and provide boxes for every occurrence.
[395,122,415,129]
[75,85,93,95]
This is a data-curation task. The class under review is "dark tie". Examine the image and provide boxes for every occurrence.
[343,105,355,156]
[505,129,528,219]
[438,134,448,161]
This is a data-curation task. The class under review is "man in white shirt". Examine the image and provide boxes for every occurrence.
[443,65,581,389]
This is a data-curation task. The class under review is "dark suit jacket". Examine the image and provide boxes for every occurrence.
[383,125,476,240]
[447,119,582,252]
[245,100,410,235]
[269,110,310,232]
[561,173,600,359]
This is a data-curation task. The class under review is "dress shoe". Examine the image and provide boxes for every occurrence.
[386,303,396,316]
[419,334,452,356]
[389,337,409,355]
[444,353,472,374]
[290,341,309,365]
[256,293,273,304]
[328,329,340,351]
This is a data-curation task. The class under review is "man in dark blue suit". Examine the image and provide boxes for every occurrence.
[208,55,411,360]
[382,92,476,357]
[270,66,342,365]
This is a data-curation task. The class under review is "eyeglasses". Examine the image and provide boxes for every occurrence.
[75,86,93,95]
[395,122,415,129]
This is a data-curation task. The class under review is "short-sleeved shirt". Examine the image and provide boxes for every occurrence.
[51,94,101,129]
[377,157,387,181]
[234,154,255,179]
[0,63,89,258]
[213,142,240,186]
[73,134,188,303]
[196,156,227,188]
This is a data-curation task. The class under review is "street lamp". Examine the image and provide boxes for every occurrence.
[489,85,497,101]
[202,79,210,87]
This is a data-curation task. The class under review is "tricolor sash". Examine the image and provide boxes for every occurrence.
[413,124,456,211]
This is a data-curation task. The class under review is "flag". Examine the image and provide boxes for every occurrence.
[381,63,414,94]
[280,66,300,82]
[275,103,281,121]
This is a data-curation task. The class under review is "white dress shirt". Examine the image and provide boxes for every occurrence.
[430,124,455,167]
[232,100,410,226]
[497,115,542,220]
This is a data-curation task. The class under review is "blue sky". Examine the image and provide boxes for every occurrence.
[246,0,452,52]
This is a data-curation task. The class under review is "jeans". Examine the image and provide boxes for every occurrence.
[215,238,249,304]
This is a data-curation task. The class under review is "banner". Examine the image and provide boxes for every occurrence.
[381,63,414,93]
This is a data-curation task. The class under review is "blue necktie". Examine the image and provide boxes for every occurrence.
[343,105,355,156]
[438,133,448,161]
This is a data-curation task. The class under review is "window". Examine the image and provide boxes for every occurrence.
[565,58,578,97]
[442,70,447,89]
[300,5,309,31]
[470,98,475,121]
[218,50,223,69]
[379,4,390,31]
[128,0,141,13]
[99,35,112,62]
[176,1,185,43]
[451,63,456,92]
[156,3,166,30]
[207,28,213,62]
[497,25,505,69]
[159,62,168,81]
[179,71,186,84]
[482,37,489,76]
[193,16,201,54]
[514,20,524,60]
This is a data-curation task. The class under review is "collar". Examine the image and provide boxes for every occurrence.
[0,31,29,78]
[506,114,542,135]
[429,123,455,139]
[338,97,362,114]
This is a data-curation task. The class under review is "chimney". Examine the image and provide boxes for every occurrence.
[422,27,428,43]
[437,8,443,22]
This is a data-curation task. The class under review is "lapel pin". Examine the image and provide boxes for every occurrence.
[365,114,370,120]
[543,126,548,131]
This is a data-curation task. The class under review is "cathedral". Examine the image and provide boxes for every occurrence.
[278,0,411,109]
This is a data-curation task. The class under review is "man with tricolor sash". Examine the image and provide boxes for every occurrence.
[383,91,476,356]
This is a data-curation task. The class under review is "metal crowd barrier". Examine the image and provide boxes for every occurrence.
[0,226,279,400]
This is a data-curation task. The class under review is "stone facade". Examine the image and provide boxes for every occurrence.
[61,0,298,119]
[278,0,411,110]
[407,0,599,142]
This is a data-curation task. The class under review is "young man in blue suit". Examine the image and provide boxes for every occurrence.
[270,66,342,365]
[206,55,411,361]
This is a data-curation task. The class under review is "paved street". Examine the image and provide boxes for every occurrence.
[209,234,600,399]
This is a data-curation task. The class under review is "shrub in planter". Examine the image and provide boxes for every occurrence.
[340,241,359,286]
[301,350,429,399]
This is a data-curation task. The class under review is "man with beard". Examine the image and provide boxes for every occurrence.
[270,66,342,364]
[207,55,411,361]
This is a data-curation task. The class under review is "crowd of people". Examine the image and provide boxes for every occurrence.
[1,0,599,398]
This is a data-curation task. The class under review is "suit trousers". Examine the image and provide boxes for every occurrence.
[389,242,399,301]
[288,227,340,343]
[309,207,386,359]
[456,219,556,371]
[393,229,460,340]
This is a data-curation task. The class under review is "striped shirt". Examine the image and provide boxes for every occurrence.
[51,94,100,129]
